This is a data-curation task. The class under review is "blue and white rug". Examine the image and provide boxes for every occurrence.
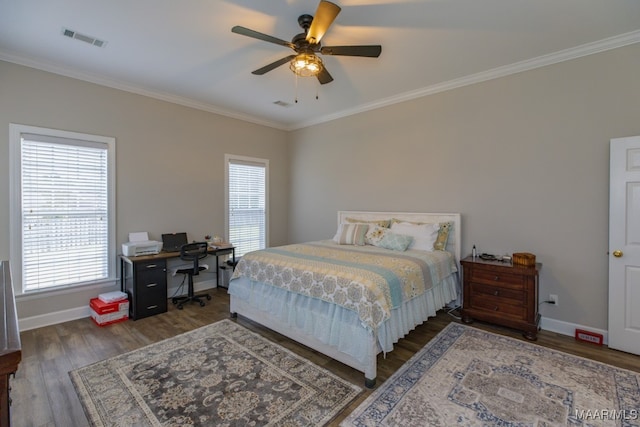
[342,323,640,426]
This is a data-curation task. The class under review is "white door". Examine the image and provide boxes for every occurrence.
[609,135,640,355]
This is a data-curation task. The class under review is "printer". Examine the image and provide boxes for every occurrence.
[122,232,162,256]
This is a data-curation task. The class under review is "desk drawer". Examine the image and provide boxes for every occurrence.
[135,270,166,291]
[135,260,165,277]
[135,292,167,319]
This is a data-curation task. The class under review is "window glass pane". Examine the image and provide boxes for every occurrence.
[21,136,110,291]
[228,160,266,257]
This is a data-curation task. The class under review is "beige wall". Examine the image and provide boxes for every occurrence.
[288,43,640,331]
[0,61,289,320]
[3,42,640,331]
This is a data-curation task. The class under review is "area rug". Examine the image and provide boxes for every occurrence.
[341,323,640,427]
[70,319,362,426]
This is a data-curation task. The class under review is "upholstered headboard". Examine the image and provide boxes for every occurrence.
[337,211,462,263]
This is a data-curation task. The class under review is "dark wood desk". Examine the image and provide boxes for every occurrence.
[0,261,21,426]
[120,244,235,319]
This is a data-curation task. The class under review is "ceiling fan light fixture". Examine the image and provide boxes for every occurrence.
[290,53,323,77]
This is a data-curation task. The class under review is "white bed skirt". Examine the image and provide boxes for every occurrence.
[228,273,458,379]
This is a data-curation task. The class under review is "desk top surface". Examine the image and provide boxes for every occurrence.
[121,243,234,262]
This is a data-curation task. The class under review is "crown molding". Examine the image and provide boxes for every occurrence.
[290,29,640,130]
[0,50,288,131]
[2,29,639,132]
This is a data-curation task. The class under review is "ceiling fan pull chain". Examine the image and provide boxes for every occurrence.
[295,74,299,103]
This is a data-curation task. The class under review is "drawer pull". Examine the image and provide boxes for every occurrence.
[146,283,157,288]
[493,290,500,296]
[494,276,500,281]
[493,306,499,311]
[147,305,158,310]
[146,264,157,269]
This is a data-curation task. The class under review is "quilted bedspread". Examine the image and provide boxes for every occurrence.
[230,240,457,330]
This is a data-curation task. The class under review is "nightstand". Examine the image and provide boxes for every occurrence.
[460,256,541,340]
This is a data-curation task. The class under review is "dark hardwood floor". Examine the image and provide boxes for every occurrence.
[11,287,640,426]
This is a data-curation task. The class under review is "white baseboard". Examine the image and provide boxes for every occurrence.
[540,316,608,345]
[18,280,219,332]
[19,306,91,332]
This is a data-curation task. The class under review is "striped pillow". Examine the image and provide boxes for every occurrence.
[333,223,369,246]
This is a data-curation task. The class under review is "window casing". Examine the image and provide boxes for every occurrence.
[10,124,116,294]
[225,155,268,257]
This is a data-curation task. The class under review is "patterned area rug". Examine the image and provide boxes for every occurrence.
[342,323,640,427]
[70,319,362,426]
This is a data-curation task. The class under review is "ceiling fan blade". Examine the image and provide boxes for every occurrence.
[232,26,295,50]
[317,67,334,85]
[251,55,296,75]
[306,1,341,44]
[321,45,382,57]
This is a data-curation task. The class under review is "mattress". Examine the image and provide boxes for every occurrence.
[232,240,456,326]
[228,240,459,362]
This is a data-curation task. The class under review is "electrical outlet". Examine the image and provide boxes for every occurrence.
[549,294,558,306]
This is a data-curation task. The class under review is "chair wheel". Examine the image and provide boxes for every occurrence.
[172,299,178,305]
[200,301,205,307]
[178,304,183,310]
[206,295,212,300]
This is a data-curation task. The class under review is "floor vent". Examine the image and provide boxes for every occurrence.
[62,28,107,48]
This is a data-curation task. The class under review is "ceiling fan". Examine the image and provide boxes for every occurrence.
[231,0,382,85]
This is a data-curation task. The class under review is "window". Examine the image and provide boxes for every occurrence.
[225,155,268,257]
[10,124,116,293]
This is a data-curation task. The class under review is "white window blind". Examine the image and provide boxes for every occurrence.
[228,158,267,257]
[20,134,110,291]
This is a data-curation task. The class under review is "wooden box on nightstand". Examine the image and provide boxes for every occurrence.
[460,256,541,340]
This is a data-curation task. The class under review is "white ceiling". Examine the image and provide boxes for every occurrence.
[1,0,639,130]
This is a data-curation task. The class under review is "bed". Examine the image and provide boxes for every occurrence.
[228,211,461,387]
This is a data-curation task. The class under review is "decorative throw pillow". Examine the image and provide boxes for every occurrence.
[433,222,452,251]
[377,231,413,251]
[333,223,369,246]
[365,225,387,246]
[345,217,391,228]
[390,221,439,251]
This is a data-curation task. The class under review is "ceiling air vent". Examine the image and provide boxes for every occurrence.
[61,28,107,48]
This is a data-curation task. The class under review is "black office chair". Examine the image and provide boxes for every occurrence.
[172,242,212,309]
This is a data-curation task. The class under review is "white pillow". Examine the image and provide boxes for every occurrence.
[390,222,439,251]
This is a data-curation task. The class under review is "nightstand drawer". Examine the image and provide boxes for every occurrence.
[470,294,525,319]
[471,283,524,302]
[470,269,525,289]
